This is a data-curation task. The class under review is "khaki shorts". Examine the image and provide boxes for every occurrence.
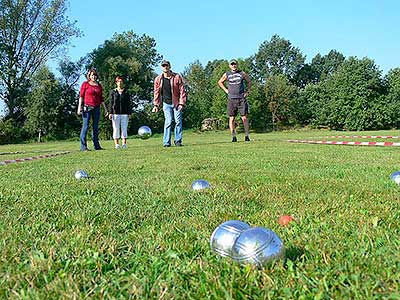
[227,98,249,117]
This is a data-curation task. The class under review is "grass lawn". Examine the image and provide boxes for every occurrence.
[0,129,399,299]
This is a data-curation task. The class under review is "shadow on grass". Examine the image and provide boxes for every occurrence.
[285,246,306,262]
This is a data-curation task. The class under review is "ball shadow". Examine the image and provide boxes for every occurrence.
[284,246,306,262]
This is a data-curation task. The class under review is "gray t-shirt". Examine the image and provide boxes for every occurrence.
[226,71,245,99]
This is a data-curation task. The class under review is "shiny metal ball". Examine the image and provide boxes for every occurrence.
[75,169,88,179]
[390,171,400,184]
[138,126,152,139]
[210,220,251,258]
[191,179,211,191]
[231,227,285,267]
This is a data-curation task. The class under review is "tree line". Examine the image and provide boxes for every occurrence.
[1,0,400,145]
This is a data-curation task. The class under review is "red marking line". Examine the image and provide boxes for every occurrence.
[287,140,400,147]
[0,151,70,166]
[318,135,400,139]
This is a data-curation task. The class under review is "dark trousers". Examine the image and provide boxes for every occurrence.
[80,106,101,150]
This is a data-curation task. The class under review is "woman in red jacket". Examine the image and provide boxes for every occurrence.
[77,69,108,151]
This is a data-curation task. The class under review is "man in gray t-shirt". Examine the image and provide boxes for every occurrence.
[218,59,252,142]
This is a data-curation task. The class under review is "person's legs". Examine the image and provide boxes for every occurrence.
[173,107,183,145]
[239,98,250,140]
[227,98,238,142]
[229,116,236,136]
[229,117,237,142]
[91,107,102,150]
[163,103,173,146]
[112,114,121,148]
[80,111,90,150]
[120,114,129,148]
[241,114,250,140]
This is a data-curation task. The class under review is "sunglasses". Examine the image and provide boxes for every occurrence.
[230,63,237,66]
[161,64,170,67]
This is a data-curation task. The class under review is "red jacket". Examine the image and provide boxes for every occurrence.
[153,72,186,108]
[79,81,104,107]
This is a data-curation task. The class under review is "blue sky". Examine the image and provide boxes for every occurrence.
[1,0,399,115]
[64,0,399,74]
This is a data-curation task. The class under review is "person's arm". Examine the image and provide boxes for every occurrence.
[177,75,186,111]
[77,82,86,115]
[127,91,132,117]
[108,91,114,120]
[77,96,83,115]
[102,101,108,116]
[243,72,252,98]
[218,73,228,94]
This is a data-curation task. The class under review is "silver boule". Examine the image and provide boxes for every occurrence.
[191,179,211,191]
[231,227,285,267]
[390,171,400,184]
[210,220,251,258]
[138,126,152,139]
[75,169,88,179]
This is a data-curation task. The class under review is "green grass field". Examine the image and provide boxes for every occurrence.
[1,130,399,299]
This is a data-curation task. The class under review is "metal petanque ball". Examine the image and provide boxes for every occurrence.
[231,227,285,267]
[390,171,400,184]
[138,126,152,140]
[75,169,88,179]
[210,220,251,258]
[191,179,211,191]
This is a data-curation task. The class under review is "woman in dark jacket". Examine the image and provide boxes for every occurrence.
[108,76,132,149]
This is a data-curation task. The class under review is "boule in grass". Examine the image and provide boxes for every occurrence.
[138,126,152,140]
[210,220,251,258]
[390,171,400,184]
[231,227,285,267]
[75,169,88,179]
[191,179,211,191]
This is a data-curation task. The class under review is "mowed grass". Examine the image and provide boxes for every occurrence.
[1,129,399,299]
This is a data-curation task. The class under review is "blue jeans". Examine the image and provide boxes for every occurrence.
[162,103,182,146]
[80,106,101,150]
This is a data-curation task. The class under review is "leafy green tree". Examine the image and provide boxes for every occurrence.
[311,50,345,82]
[383,68,400,128]
[298,82,329,126]
[88,31,161,101]
[24,66,63,141]
[206,59,230,121]
[86,31,161,137]
[254,35,305,83]
[263,74,298,127]
[182,61,213,128]
[55,58,85,139]
[293,63,317,88]
[322,57,385,130]
[0,0,80,122]
[246,80,271,131]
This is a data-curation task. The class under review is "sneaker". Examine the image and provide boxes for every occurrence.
[115,144,120,149]
[175,141,184,147]
[245,136,250,142]
[232,136,237,142]
[122,144,127,149]
[163,144,171,147]
[95,147,104,151]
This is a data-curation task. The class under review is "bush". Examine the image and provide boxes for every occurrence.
[0,119,29,145]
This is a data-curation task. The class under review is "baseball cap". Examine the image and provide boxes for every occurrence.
[229,59,238,65]
[161,60,171,66]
